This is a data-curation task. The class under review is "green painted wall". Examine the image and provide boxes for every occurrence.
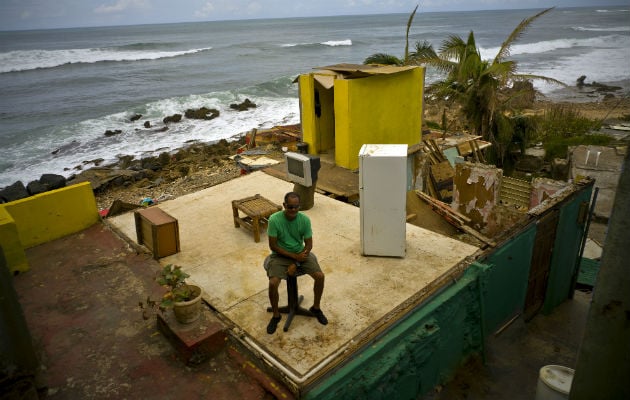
[305,267,482,400]
[476,224,536,336]
[301,182,593,400]
[543,186,592,313]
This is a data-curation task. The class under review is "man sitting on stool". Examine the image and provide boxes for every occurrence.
[264,191,328,334]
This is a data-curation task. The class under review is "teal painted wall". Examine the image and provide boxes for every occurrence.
[305,268,482,400]
[302,183,592,400]
[476,223,537,336]
[543,186,592,313]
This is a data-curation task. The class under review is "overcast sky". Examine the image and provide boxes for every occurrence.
[1,0,628,31]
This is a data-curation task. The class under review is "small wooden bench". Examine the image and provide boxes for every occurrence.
[232,194,281,242]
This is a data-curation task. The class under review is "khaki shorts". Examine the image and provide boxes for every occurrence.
[264,253,321,279]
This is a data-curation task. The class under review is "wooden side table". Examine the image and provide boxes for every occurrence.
[232,194,281,242]
[134,207,180,259]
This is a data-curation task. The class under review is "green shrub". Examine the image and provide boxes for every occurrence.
[536,104,601,139]
[543,134,613,161]
[425,120,441,129]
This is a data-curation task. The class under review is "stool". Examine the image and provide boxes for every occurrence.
[267,273,316,332]
[232,194,281,242]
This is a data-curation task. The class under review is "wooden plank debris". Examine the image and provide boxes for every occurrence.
[415,190,496,247]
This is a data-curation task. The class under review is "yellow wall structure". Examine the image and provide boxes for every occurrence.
[300,65,424,170]
[0,207,28,274]
[0,182,100,273]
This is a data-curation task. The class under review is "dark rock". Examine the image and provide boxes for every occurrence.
[163,114,182,124]
[575,76,621,93]
[66,168,137,192]
[592,81,622,92]
[130,114,142,122]
[141,157,162,171]
[105,129,122,137]
[51,140,79,155]
[576,75,586,87]
[229,98,257,111]
[39,174,66,190]
[26,180,48,195]
[158,152,171,166]
[144,121,151,128]
[112,175,128,186]
[118,155,135,169]
[0,181,29,202]
[185,107,220,120]
[515,155,543,173]
[505,80,535,109]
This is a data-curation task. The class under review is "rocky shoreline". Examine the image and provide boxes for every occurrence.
[2,92,629,212]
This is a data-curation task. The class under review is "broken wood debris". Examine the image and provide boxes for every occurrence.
[415,190,496,247]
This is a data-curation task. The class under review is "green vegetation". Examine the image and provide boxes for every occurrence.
[537,104,602,139]
[365,7,567,167]
[543,134,613,161]
[425,120,441,130]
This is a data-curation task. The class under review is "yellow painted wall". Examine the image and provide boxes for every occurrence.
[0,182,99,273]
[299,75,335,154]
[0,207,28,274]
[299,75,317,151]
[299,67,425,170]
[335,68,424,170]
[316,83,335,152]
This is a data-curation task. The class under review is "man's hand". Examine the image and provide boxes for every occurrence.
[287,263,297,276]
[296,250,309,263]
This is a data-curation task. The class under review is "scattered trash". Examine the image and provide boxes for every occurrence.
[140,197,155,206]
[156,193,174,202]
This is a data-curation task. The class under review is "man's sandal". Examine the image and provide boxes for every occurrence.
[309,306,328,325]
[267,315,282,334]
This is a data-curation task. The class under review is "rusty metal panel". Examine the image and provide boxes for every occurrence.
[524,209,559,320]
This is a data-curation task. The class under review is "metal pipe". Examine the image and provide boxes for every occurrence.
[584,150,591,166]
[570,187,599,298]
[243,335,352,385]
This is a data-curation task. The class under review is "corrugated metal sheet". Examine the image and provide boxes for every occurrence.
[500,176,532,208]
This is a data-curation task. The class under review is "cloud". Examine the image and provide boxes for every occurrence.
[94,0,149,14]
[246,2,262,15]
[194,2,215,18]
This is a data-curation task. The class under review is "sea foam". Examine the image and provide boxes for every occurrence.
[0,46,213,73]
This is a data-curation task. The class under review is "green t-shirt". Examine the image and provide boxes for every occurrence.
[267,211,313,254]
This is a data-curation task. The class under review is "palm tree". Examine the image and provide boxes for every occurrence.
[363,5,418,65]
[409,8,565,165]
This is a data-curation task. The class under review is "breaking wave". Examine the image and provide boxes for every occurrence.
[280,39,352,48]
[0,46,212,73]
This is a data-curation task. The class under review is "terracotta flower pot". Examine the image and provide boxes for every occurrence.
[172,284,202,324]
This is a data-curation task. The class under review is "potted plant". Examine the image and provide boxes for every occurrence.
[141,264,203,324]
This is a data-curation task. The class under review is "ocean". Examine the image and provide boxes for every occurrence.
[1,6,629,188]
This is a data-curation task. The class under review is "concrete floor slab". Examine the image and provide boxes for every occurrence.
[108,171,479,383]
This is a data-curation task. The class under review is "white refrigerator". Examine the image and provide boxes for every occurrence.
[359,144,408,257]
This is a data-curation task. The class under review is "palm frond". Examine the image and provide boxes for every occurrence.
[363,53,403,65]
[513,73,567,87]
[494,7,554,63]
[404,5,419,63]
